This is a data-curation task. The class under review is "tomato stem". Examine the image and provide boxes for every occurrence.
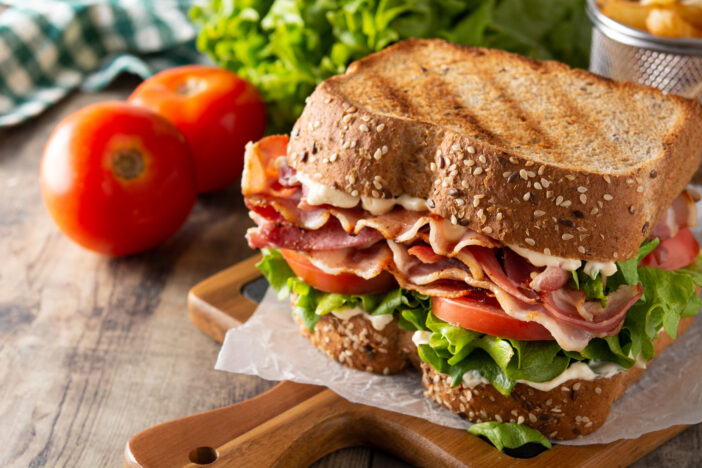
[112,148,144,180]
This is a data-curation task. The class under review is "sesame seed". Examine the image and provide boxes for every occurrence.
[359,124,369,132]
[376,123,385,132]
[565,175,575,181]
[476,208,484,219]
[520,169,528,180]
[527,170,536,178]
[595,387,602,394]
[556,195,564,206]
[495,414,503,422]
[603,194,614,201]
[350,141,356,148]
[629,205,635,214]
[544,248,551,255]
[561,200,572,208]
[342,114,353,123]
[382,145,389,154]
[451,214,457,225]
[534,210,546,217]
[361,115,370,122]
[577,186,588,193]
[436,149,442,158]
[525,238,535,246]
[322,158,329,164]
[626,178,634,185]
[503,171,512,178]
[585,422,593,428]
[578,246,586,254]
[465,159,475,167]
[538,166,545,176]
[580,194,587,204]
[517,415,525,424]
[292,127,300,138]
[427,199,435,208]
[443,156,451,168]
[496,211,503,221]
[449,163,457,171]
[550,431,558,438]
[523,192,531,202]
[449,170,458,177]
[546,190,554,199]
[591,207,599,215]
[373,180,382,190]
[467,146,476,154]
[345,106,357,113]
[637,185,644,193]
[562,233,574,240]
[456,198,465,206]
[529,413,537,423]
[540,178,551,188]
[534,182,543,190]
[348,174,355,184]
[603,175,611,184]
[573,383,581,391]
[461,180,470,189]
[482,226,493,234]
[372,190,380,198]
[373,149,382,160]
[562,386,571,392]
[430,162,436,171]
[479,155,487,164]
[452,144,461,152]
[314,120,321,128]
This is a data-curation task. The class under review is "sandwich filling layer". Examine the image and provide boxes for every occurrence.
[245,136,702,395]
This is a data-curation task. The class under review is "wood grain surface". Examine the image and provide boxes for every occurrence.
[0,76,700,467]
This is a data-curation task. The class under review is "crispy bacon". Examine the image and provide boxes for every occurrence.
[241,136,663,351]
[651,190,698,240]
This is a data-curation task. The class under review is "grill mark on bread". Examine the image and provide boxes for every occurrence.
[368,74,416,116]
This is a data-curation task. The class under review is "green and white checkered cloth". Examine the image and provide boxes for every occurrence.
[0,0,206,126]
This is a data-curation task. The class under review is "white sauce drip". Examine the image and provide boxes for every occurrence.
[509,244,618,278]
[296,171,427,215]
[330,306,394,331]
[412,330,433,346]
[457,361,624,392]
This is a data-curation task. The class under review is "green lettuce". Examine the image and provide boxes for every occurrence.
[468,421,552,451]
[190,0,591,131]
[257,249,415,330]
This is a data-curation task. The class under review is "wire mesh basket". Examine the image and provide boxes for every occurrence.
[587,0,702,102]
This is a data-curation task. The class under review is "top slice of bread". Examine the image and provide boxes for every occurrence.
[286,39,702,261]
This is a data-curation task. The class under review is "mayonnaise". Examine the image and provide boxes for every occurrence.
[509,244,618,278]
[329,306,394,331]
[296,171,427,215]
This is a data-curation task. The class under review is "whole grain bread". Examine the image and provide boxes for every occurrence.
[287,38,702,261]
[293,313,413,375]
[421,316,694,440]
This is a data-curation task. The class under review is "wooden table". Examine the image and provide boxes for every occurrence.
[0,77,699,468]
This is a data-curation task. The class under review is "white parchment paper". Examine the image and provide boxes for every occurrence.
[216,194,702,445]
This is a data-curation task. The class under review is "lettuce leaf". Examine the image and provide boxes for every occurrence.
[468,421,552,451]
[191,0,591,131]
[257,249,416,331]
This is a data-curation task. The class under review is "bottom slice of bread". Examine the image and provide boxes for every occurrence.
[421,316,694,440]
[293,312,412,374]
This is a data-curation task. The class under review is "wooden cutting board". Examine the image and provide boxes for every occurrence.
[123,254,688,468]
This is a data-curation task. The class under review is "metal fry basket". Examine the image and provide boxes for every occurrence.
[587,0,702,102]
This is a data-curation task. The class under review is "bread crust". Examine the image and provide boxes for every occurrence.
[293,312,413,375]
[421,316,694,440]
[287,39,702,261]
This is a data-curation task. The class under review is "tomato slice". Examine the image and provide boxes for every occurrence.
[280,249,397,295]
[432,296,554,341]
[642,228,700,270]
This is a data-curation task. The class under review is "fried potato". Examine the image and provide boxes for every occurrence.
[602,0,654,31]
[646,8,702,38]
[675,4,702,29]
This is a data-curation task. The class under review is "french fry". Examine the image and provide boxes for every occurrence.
[602,0,654,31]
[675,4,702,29]
[646,8,702,38]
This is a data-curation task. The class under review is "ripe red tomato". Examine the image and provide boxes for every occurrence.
[40,102,197,256]
[642,228,700,270]
[128,65,266,193]
[280,249,397,295]
[432,296,554,341]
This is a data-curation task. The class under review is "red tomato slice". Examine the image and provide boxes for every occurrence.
[280,249,397,295]
[642,228,700,270]
[432,296,554,341]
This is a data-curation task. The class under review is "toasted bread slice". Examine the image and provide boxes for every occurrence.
[421,316,694,440]
[287,39,702,261]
